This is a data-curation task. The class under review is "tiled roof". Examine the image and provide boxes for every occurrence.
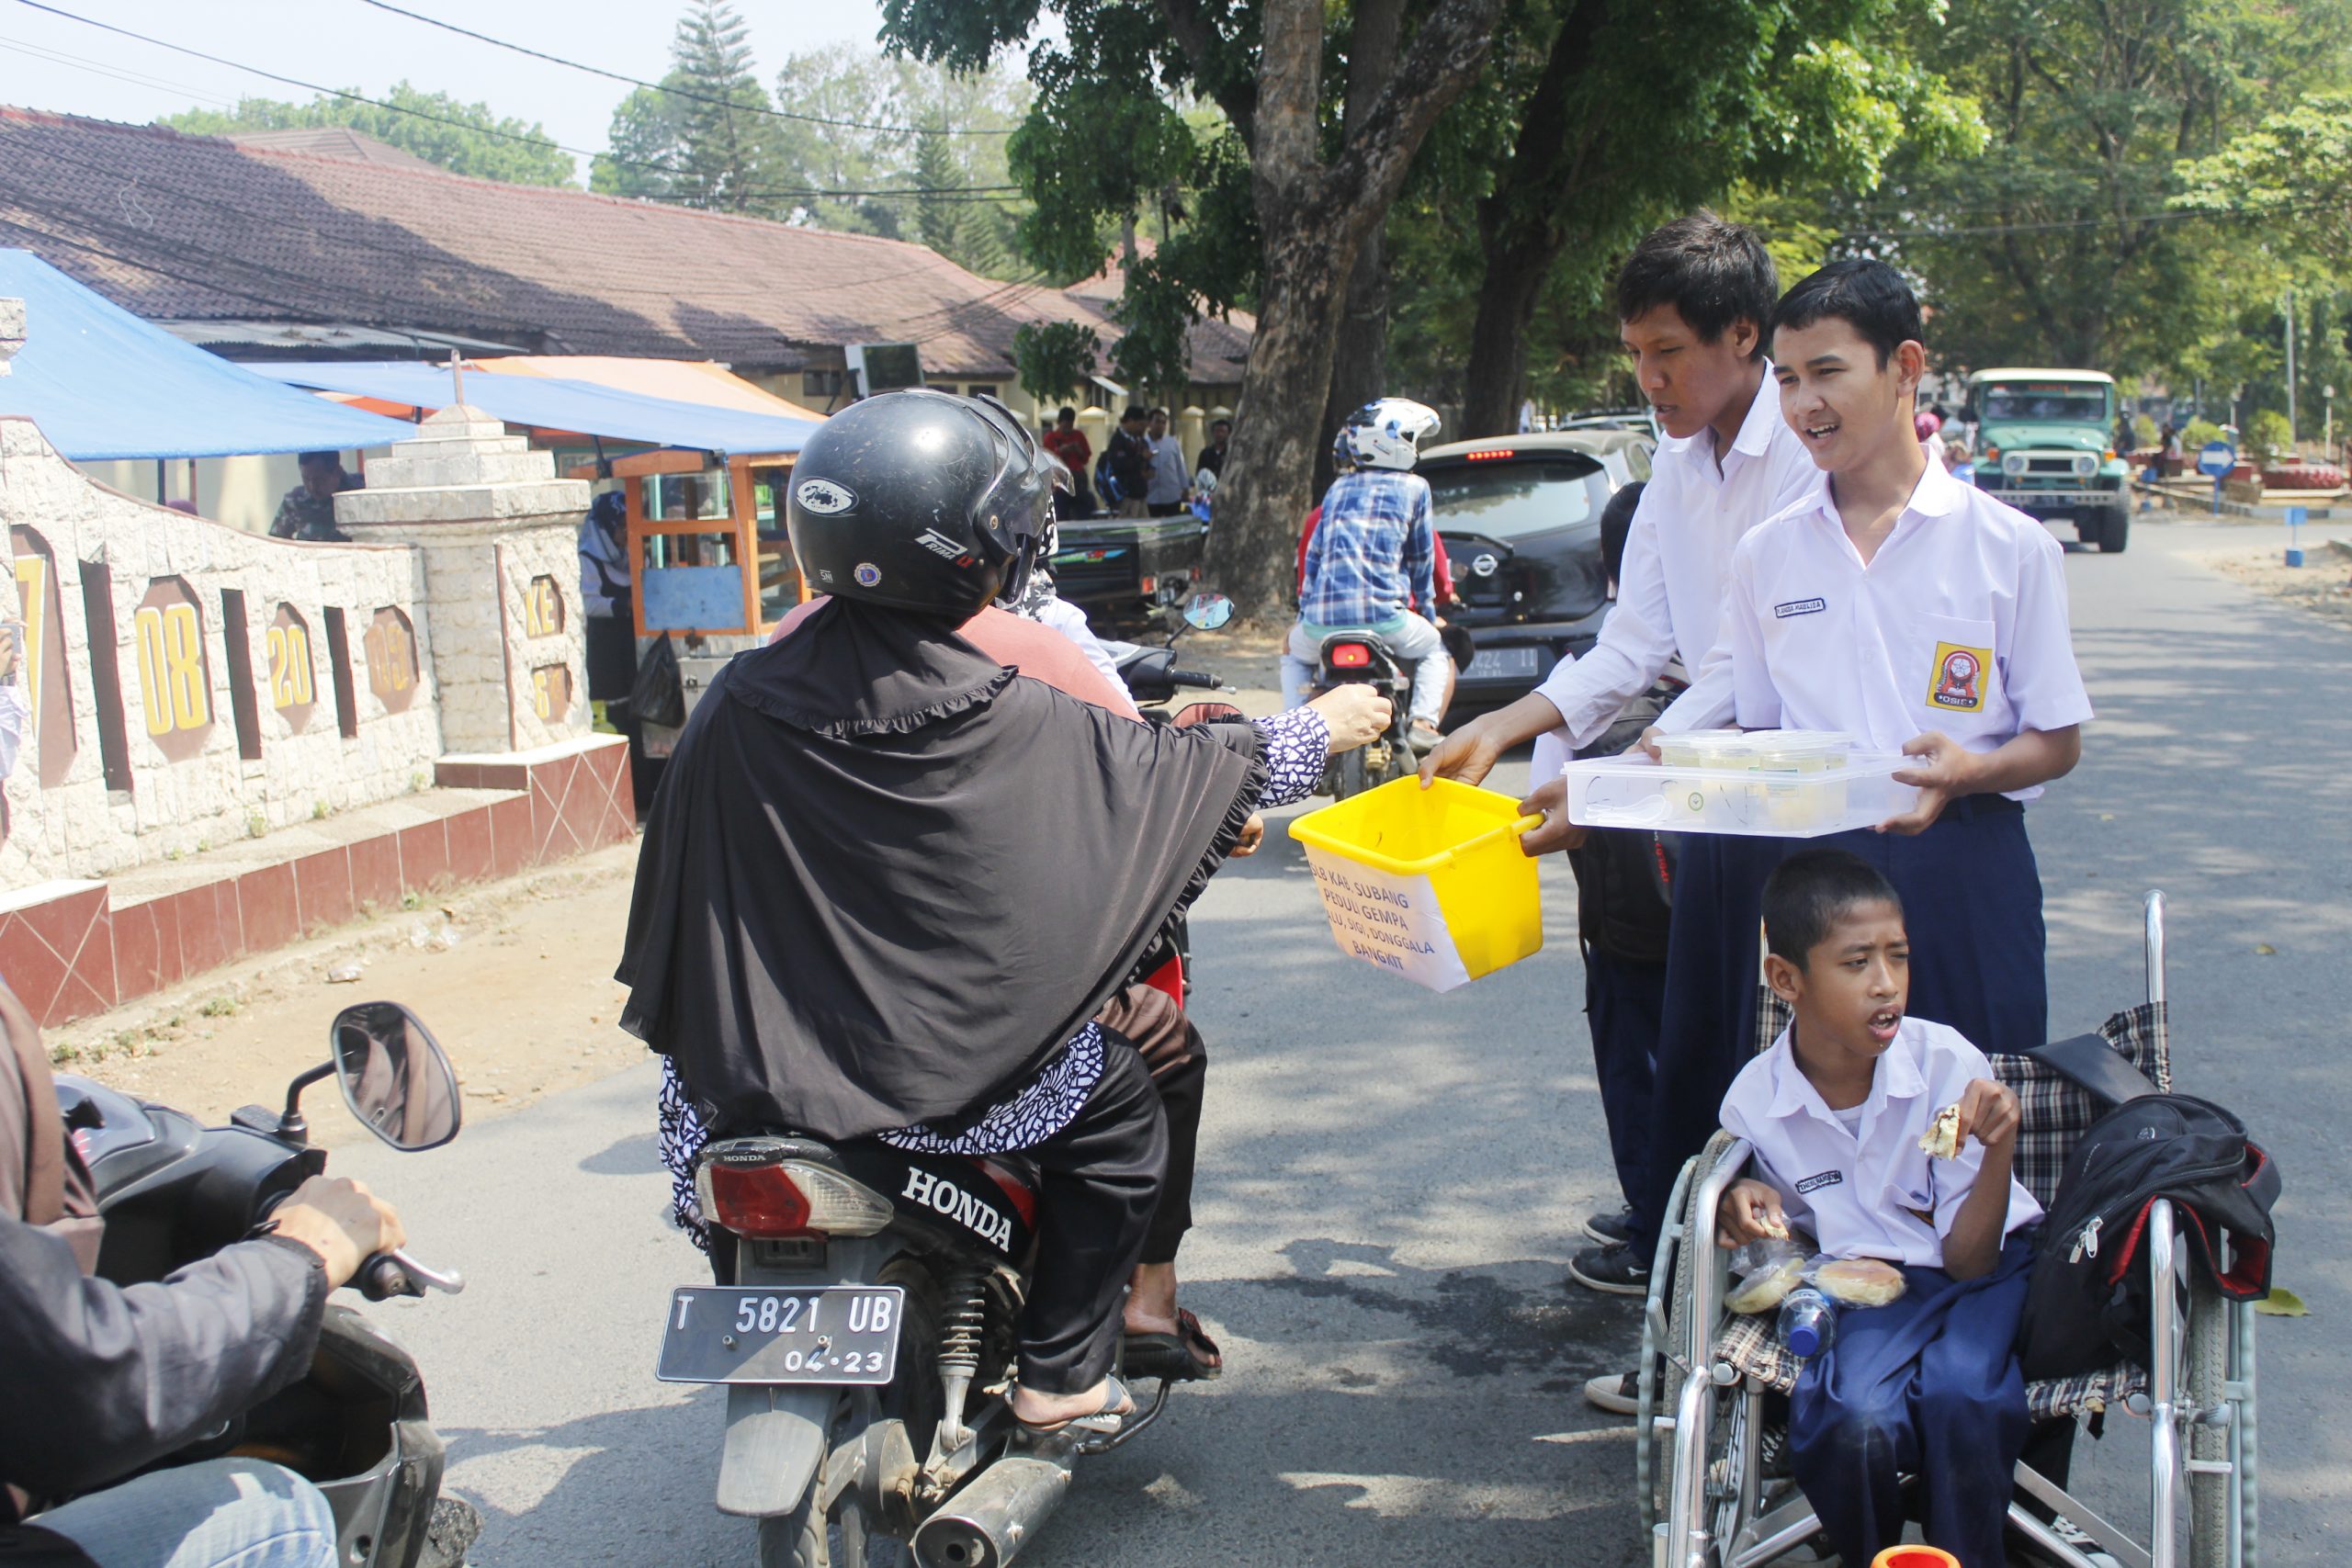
[224,128,441,170]
[0,107,1240,379]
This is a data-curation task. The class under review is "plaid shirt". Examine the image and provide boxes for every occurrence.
[1299,469,1435,626]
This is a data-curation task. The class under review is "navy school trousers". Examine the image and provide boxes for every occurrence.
[1788,1232,2036,1568]
[1631,797,2046,1258]
[1582,945,1666,1218]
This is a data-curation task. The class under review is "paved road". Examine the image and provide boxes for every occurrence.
[337,512,2346,1565]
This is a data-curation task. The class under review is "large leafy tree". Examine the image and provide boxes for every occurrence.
[1834,0,2351,378]
[1443,0,1978,436]
[163,85,574,186]
[883,0,1504,619]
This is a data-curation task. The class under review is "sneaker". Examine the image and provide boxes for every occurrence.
[1583,1370,1638,1416]
[1583,1207,1637,1247]
[1567,1241,1651,1296]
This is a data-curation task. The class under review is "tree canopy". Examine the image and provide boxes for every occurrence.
[162,84,575,186]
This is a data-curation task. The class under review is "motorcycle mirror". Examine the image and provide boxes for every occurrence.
[1181,592,1234,632]
[1171,702,1244,728]
[330,1002,463,1152]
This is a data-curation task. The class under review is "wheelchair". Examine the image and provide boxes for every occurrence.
[1635,892,2261,1568]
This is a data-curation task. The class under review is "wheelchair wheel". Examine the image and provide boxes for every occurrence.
[2187,1272,2230,1568]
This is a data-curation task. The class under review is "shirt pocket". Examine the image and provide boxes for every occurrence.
[1914,611,2003,734]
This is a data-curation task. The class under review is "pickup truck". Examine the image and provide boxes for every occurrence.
[1963,367,2133,553]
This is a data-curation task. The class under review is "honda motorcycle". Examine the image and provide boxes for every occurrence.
[57,1002,474,1568]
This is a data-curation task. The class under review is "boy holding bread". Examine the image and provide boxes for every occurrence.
[1720,847,2041,1568]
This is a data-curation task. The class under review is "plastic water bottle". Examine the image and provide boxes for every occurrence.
[1778,1286,1837,1358]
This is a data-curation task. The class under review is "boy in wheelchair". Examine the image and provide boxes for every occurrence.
[1717,848,2044,1568]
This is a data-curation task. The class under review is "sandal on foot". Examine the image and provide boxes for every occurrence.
[1014,1374,1135,1436]
[1123,1308,1224,1382]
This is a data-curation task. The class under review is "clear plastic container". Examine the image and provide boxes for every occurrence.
[1561,740,1920,839]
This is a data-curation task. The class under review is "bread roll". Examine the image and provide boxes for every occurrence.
[1814,1257,1905,1306]
[1725,1255,1805,1314]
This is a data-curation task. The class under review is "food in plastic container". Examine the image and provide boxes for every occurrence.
[1725,1236,1810,1314]
[1561,742,1918,839]
[1811,1256,1907,1307]
[1918,1102,1962,1160]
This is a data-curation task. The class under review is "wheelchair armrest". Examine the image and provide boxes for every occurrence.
[1688,1137,1757,1358]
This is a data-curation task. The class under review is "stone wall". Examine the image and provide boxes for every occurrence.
[2,417,441,884]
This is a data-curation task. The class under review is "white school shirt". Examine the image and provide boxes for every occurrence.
[1528,366,1819,781]
[1704,454,2093,799]
[1721,1016,2042,1269]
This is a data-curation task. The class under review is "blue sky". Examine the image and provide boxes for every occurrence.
[0,0,928,175]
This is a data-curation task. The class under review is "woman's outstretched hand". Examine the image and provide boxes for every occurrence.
[1307,685,1393,753]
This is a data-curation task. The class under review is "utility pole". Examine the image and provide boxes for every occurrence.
[2284,288,2299,446]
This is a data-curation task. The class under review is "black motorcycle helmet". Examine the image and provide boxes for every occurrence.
[786,388,1057,617]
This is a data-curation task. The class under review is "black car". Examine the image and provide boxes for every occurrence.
[1050,511,1210,615]
[1421,432,1650,705]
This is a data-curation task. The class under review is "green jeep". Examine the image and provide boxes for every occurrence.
[1964,368,2133,554]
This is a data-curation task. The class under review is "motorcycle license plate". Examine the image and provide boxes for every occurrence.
[1464,646,1542,681]
[654,1285,905,1386]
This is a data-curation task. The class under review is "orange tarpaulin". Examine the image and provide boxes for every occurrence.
[473,356,825,423]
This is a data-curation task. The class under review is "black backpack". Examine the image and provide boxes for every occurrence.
[2015,1033,2280,1382]
[1564,682,1679,964]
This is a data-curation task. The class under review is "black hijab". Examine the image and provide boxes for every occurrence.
[616,597,1260,1140]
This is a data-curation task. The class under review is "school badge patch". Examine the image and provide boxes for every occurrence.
[1928,641,1990,712]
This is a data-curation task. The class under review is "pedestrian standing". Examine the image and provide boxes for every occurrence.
[1419,215,1820,1367]
[1145,408,1188,516]
[1105,408,1153,519]
[1042,407,1097,519]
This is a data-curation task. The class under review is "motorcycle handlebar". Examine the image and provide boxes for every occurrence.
[355,1247,467,1301]
[1168,668,1220,689]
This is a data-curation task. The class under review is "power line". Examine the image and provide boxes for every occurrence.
[350,0,1015,138]
[10,0,1024,201]
[0,32,241,106]
[1828,197,2334,242]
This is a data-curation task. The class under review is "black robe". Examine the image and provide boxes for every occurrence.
[616,598,1261,1140]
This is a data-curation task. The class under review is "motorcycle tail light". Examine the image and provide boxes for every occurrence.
[1329,643,1373,669]
[697,1147,892,1238]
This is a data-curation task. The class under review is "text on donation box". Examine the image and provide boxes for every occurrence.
[1304,849,1474,992]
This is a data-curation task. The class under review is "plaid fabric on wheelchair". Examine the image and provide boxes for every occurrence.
[1990,1001,2169,1209]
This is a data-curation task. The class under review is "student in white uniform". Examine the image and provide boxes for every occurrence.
[1718,848,2041,1568]
[1419,216,1822,1322]
[1640,260,2089,1428]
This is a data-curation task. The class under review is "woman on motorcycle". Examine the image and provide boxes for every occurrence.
[618,389,1385,1432]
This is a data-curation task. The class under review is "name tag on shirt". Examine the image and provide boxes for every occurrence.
[1774,597,1827,619]
[1795,1169,1843,1195]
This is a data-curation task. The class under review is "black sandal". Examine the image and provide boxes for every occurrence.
[1123,1307,1224,1382]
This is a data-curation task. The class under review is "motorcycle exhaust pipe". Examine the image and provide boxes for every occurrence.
[910,1454,1072,1568]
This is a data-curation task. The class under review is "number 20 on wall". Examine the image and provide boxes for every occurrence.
[266,622,314,708]
[133,603,209,737]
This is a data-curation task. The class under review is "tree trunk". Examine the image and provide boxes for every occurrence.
[1200,0,1501,624]
[1314,0,1407,497]
[1454,0,1609,439]
[1461,234,1551,439]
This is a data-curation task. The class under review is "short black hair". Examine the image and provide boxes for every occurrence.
[1763,848,1903,968]
[1615,212,1777,358]
[1770,259,1923,370]
[297,449,341,467]
[1122,405,1148,423]
[1600,479,1644,586]
[1211,418,1232,433]
[1057,405,1077,422]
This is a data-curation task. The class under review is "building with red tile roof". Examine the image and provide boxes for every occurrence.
[0,107,1250,413]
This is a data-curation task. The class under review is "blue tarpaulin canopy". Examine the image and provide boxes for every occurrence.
[0,251,417,461]
[252,360,819,457]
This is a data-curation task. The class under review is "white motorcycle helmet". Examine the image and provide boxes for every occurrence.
[1337,397,1442,472]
